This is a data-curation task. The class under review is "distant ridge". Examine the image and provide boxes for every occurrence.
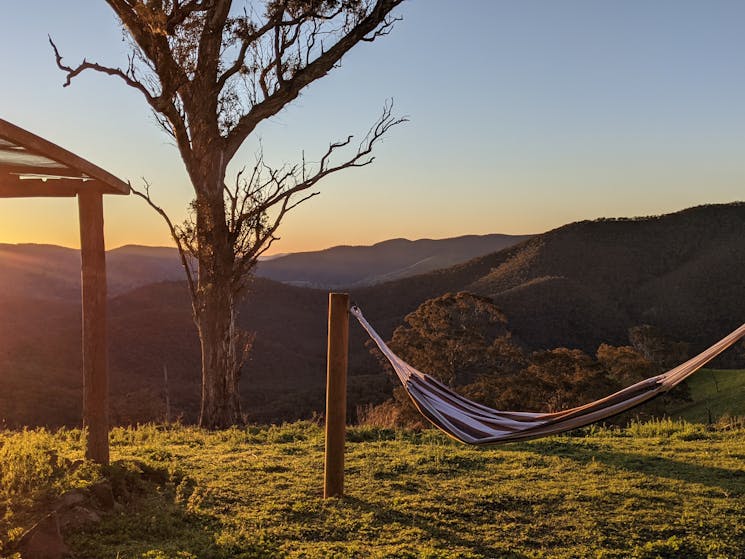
[0,243,185,299]
[0,233,533,298]
[254,233,533,288]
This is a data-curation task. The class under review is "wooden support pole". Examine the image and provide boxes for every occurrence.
[78,191,110,465]
[163,364,171,424]
[324,292,349,498]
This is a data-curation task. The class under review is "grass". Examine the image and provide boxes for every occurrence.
[2,419,745,559]
[670,369,745,423]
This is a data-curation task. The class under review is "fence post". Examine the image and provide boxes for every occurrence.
[324,292,349,498]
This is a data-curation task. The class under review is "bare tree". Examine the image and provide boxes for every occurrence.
[51,0,406,428]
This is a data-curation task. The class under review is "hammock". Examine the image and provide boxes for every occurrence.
[350,306,745,445]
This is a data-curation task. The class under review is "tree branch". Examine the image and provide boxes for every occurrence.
[224,0,404,159]
[49,35,194,165]
[49,36,157,103]
[130,180,198,309]
[228,101,407,286]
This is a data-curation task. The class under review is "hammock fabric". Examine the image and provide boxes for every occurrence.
[350,306,745,445]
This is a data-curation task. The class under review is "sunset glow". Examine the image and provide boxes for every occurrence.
[1,1,743,253]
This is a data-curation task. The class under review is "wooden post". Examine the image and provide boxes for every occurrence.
[324,292,349,498]
[163,364,171,424]
[78,191,110,465]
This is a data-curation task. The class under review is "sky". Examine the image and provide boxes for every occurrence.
[0,0,743,253]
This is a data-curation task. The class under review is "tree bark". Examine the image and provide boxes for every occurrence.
[196,280,243,428]
[193,157,244,429]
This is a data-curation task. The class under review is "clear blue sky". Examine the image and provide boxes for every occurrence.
[1,1,743,252]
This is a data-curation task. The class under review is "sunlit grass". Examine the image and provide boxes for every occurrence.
[2,420,744,558]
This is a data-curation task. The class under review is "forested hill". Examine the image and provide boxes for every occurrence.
[355,202,745,351]
[472,202,745,350]
[1,202,744,427]
[254,234,532,288]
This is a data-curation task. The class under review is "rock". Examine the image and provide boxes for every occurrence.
[16,512,70,559]
[55,490,86,511]
[110,478,131,503]
[90,481,116,510]
[138,462,169,485]
[58,506,102,530]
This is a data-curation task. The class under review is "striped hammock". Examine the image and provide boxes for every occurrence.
[350,306,745,445]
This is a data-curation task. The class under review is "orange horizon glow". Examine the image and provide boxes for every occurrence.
[0,191,547,255]
[0,225,539,255]
[3,194,744,256]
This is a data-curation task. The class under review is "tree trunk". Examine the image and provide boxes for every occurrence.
[196,279,243,428]
[193,153,244,429]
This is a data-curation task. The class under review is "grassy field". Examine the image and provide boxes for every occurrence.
[670,369,745,423]
[2,418,745,559]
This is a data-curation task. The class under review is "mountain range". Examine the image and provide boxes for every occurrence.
[254,234,532,288]
[0,233,531,300]
[1,202,744,428]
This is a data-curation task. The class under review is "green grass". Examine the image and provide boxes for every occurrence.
[670,369,745,423]
[2,420,745,558]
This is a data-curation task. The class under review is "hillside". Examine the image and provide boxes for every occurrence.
[670,369,745,423]
[0,244,185,300]
[1,202,744,427]
[357,203,745,352]
[0,278,332,427]
[468,204,745,351]
[255,233,532,288]
[2,422,745,558]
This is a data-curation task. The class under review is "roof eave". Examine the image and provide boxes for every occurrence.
[0,118,131,196]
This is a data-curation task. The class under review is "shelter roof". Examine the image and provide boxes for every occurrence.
[0,118,130,197]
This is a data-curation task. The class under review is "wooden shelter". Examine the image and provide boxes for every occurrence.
[0,118,130,464]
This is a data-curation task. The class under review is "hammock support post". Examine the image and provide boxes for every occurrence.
[324,292,349,498]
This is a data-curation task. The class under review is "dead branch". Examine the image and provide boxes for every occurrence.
[226,101,407,290]
[130,180,198,308]
[49,36,157,102]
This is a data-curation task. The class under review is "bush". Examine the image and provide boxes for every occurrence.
[0,429,64,496]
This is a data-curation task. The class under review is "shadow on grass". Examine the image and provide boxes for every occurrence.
[342,495,530,559]
[68,458,525,559]
[510,440,744,494]
[65,460,280,559]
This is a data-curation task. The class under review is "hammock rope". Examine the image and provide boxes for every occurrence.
[350,306,745,445]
